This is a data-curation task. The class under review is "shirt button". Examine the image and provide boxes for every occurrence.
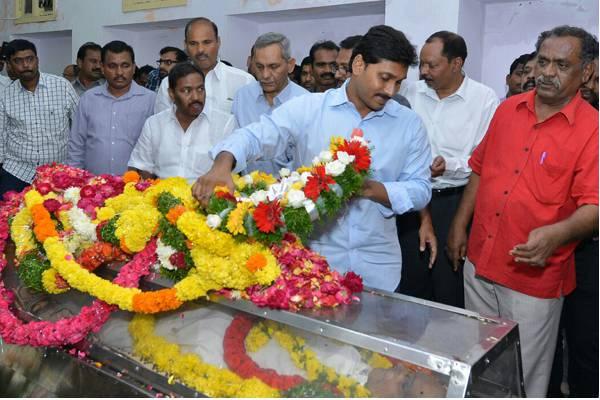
[111,141,115,145]
[514,169,519,174]
[488,235,493,239]
[495,212,500,217]
[524,147,529,152]
[504,190,509,195]
[112,126,115,129]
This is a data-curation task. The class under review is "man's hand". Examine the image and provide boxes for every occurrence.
[447,224,468,271]
[430,155,446,177]
[419,217,438,269]
[191,152,236,207]
[510,225,561,267]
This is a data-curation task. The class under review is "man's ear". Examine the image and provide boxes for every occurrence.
[352,54,365,75]
[287,57,296,74]
[582,61,593,84]
[168,87,175,102]
[451,57,464,73]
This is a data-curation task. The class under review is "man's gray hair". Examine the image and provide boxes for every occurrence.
[253,32,292,60]
[535,25,598,65]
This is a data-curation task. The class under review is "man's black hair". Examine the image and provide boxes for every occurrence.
[137,65,154,77]
[309,40,339,64]
[339,35,363,50]
[300,56,312,67]
[184,17,218,41]
[508,53,533,75]
[168,61,205,89]
[160,46,188,62]
[4,39,37,59]
[350,25,418,68]
[101,40,135,63]
[76,42,102,62]
[536,25,598,65]
[425,30,468,62]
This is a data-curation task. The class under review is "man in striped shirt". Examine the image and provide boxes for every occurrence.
[0,39,79,195]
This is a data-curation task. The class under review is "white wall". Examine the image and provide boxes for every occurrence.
[481,0,599,97]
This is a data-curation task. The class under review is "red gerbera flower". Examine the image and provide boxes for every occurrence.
[303,165,335,201]
[253,200,284,233]
[337,140,371,172]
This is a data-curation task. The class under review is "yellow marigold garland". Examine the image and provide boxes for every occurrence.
[41,268,69,294]
[10,208,36,256]
[128,314,280,398]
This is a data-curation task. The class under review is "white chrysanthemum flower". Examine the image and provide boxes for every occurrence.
[319,150,333,163]
[336,151,356,165]
[325,160,346,177]
[63,187,81,204]
[250,190,268,206]
[300,171,312,185]
[350,135,368,146]
[279,168,291,178]
[67,207,97,242]
[303,199,317,220]
[243,174,254,185]
[287,189,306,208]
[156,239,177,271]
[206,214,222,229]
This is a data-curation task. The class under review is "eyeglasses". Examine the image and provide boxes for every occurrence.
[157,59,177,66]
[11,55,36,66]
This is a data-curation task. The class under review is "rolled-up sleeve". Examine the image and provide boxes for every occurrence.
[379,116,432,217]
[209,96,304,173]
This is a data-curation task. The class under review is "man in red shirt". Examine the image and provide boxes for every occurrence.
[447,26,598,397]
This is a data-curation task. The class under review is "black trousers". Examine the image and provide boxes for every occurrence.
[0,167,29,198]
[396,188,465,308]
[548,238,599,398]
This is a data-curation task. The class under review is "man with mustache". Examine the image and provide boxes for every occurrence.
[521,52,537,92]
[71,42,104,96]
[146,46,188,92]
[447,26,598,397]
[299,56,315,92]
[192,25,432,292]
[67,41,155,175]
[154,17,254,115]
[309,40,339,92]
[504,53,533,99]
[0,39,79,195]
[128,62,235,182]
[397,31,498,308]
[232,32,308,175]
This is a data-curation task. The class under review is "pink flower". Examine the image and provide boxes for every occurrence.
[51,171,72,189]
[36,182,52,195]
[169,252,187,269]
[80,185,96,198]
[43,199,62,213]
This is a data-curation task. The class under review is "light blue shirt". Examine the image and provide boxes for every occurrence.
[232,79,308,175]
[211,81,432,291]
[67,81,156,175]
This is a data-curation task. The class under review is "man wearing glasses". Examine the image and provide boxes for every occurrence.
[0,39,79,195]
[146,46,187,92]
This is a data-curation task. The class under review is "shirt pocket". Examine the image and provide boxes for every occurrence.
[530,149,573,205]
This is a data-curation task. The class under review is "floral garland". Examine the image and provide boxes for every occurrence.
[225,314,369,397]
[205,132,372,245]
[128,313,280,398]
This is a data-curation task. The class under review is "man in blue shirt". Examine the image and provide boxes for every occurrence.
[67,41,156,175]
[193,25,432,292]
[232,32,308,175]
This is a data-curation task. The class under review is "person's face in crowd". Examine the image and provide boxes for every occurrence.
[419,38,461,91]
[135,71,150,87]
[351,54,407,113]
[62,64,77,81]
[335,47,353,87]
[521,57,537,92]
[506,63,525,96]
[169,72,206,120]
[185,21,220,73]
[535,36,592,105]
[102,50,135,93]
[10,49,39,83]
[5,61,17,80]
[580,58,598,108]
[78,49,103,81]
[158,50,179,80]
[312,48,338,90]
[300,63,314,90]
[254,43,295,97]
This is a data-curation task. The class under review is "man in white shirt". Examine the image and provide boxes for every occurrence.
[397,31,498,308]
[232,32,308,175]
[129,62,236,182]
[154,17,254,115]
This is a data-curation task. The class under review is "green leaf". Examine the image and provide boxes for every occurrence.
[17,252,51,292]
[282,207,313,242]
[156,192,182,215]
[100,217,120,245]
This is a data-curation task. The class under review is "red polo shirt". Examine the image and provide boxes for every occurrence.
[467,90,598,298]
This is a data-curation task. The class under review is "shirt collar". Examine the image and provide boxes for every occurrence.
[74,77,104,89]
[519,89,582,126]
[212,60,224,81]
[329,79,401,117]
[255,79,294,104]
[418,72,469,101]
[17,71,46,92]
[168,100,212,124]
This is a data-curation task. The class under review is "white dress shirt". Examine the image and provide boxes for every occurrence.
[401,75,499,189]
[154,61,254,115]
[128,104,236,183]
[0,75,11,91]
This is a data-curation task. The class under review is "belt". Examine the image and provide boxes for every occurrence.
[431,186,466,197]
